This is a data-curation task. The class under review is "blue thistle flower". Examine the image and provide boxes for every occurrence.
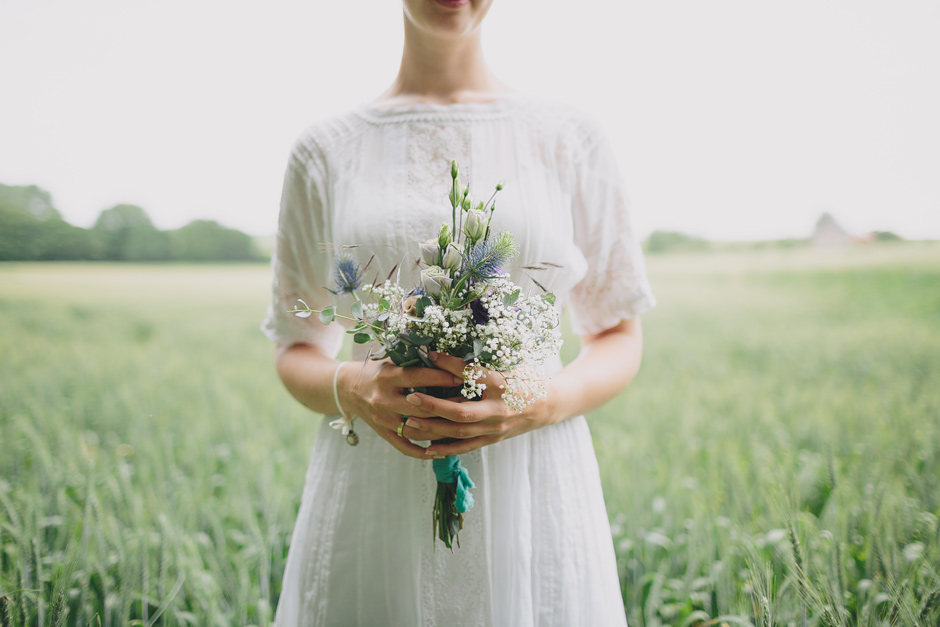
[334,253,362,294]
[461,232,518,279]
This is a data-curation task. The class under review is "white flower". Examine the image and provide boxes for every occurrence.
[419,238,439,266]
[463,209,487,243]
[441,242,462,272]
[420,265,452,297]
[401,294,420,317]
[438,223,453,248]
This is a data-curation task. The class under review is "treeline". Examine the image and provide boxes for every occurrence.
[0,183,265,262]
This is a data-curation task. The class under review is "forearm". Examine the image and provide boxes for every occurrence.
[542,318,644,424]
[274,343,342,415]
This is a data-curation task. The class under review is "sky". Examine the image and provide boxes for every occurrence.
[1,0,938,240]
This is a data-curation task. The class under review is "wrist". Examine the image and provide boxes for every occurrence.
[336,361,360,417]
[529,376,565,427]
[542,374,578,426]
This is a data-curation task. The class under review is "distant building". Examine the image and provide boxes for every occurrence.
[812,213,851,248]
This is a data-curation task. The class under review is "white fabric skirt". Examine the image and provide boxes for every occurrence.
[273,410,628,627]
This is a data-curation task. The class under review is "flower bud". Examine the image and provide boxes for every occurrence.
[461,192,472,211]
[419,238,439,266]
[474,200,484,212]
[438,223,452,248]
[441,242,462,272]
[463,208,488,243]
[420,266,452,298]
[496,180,505,191]
[451,160,459,180]
[449,178,462,208]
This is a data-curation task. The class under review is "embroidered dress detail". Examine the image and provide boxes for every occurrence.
[263,96,655,627]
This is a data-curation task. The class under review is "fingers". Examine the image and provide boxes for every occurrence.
[377,427,433,459]
[405,392,506,424]
[361,413,438,459]
[420,354,508,399]
[382,363,463,389]
[424,435,498,457]
[404,416,506,441]
[399,417,442,441]
[426,351,467,377]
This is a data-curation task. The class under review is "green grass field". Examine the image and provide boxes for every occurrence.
[1,243,938,626]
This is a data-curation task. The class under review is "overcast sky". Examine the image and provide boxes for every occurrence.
[1,0,938,240]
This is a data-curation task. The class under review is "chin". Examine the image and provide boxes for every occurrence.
[403,0,494,37]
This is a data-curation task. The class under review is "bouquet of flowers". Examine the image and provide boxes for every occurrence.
[291,160,562,549]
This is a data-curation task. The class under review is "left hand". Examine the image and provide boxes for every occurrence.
[401,351,559,457]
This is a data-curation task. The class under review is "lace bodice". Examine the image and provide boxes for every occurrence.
[262,95,654,353]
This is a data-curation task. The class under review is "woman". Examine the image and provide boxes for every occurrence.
[263,1,655,624]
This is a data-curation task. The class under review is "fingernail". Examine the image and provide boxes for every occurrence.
[429,351,439,362]
[406,393,421,406]
[453,376,463,386]
[405,418,419,429]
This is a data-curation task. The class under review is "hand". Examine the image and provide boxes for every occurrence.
[339,359,465,459]
[399,352,559,457]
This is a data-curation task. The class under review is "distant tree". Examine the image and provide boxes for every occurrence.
[644,230,709,254]
[0,202,41,260]
[93,204,169,261]
[872,230,903,242]
[1,182,265,262]
[169,220,257,261]
[0,183,60,221]
[0,183,101,260]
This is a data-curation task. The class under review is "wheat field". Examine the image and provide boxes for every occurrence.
[1,243,938,626]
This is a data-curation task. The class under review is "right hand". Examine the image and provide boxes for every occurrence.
[338,360,464,459]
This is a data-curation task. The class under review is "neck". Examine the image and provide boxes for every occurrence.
[378,16,506,104]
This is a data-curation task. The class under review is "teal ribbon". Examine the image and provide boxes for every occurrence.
[432,455,476,513]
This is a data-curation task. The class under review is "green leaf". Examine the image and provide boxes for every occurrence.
[318,307,335,325]
[411,334,434,346]
[387,347,406,365]
[473,338,483,356]
[351,301,364,319]
[542,293,556,305]
[415,296,432,318]
[377,311,390,322]
[353,332,371,344]
[380,297,390,310]
[503,288,520,307]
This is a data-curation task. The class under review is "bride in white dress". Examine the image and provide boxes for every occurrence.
[262,1,655,625]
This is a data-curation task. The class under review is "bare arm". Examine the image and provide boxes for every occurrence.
[540,317,643,423]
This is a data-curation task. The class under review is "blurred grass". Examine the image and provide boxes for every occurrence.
[589,243,940,626]
[1,243,939,626]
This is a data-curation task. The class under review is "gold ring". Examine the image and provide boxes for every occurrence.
[397,417,407,437]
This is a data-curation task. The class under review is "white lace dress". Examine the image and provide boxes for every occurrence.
[262,95,655,627]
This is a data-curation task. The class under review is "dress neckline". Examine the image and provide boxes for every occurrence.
[353,94,523,125]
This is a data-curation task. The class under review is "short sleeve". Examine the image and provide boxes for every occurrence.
[260,142,344,356]
[567,118,656,336]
